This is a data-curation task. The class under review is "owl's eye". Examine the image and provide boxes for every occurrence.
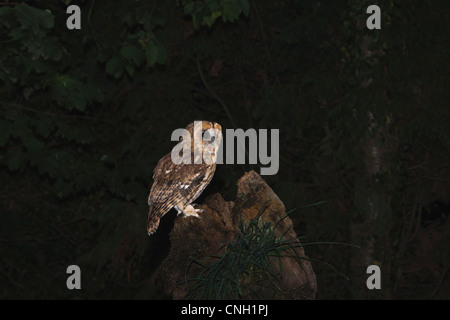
[202,130,215,142]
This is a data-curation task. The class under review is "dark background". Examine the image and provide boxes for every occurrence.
[1,0,449,299]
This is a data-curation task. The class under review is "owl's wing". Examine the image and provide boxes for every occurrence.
[149,153,182,207]
[147,155,184,234]
[149,152,212,206]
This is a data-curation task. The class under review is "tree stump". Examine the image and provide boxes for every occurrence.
[158,170,317,299]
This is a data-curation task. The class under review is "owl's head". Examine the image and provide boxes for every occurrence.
[182,121,222,164]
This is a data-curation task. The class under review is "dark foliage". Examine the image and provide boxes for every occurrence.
[1,0,449,299]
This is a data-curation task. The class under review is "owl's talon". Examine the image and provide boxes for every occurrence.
[192,207,203,217]
[185,209,202,218]
[183,212,201,219]
[175,203,203,218]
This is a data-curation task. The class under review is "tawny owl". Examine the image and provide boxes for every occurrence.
[146,121,222,235]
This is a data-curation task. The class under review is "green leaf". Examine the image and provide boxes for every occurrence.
[205,0,221,12]
[120,45,144,66]
[105,56,123,79]
[145,41,158,67]
[211,10,222,20]
[203,11,222,27]
[223,0,241,22]
[237,0,250,16]
[125,65,134,77]
[35,118,53,138]
[145,40,167,67]
[183,2,196,15]
[203,15,214,27]
[15,3,54,33]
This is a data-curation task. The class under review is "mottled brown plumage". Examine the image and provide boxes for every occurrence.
[147,121,222,235]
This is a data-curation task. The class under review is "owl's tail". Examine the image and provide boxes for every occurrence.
[147,206,160,236]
